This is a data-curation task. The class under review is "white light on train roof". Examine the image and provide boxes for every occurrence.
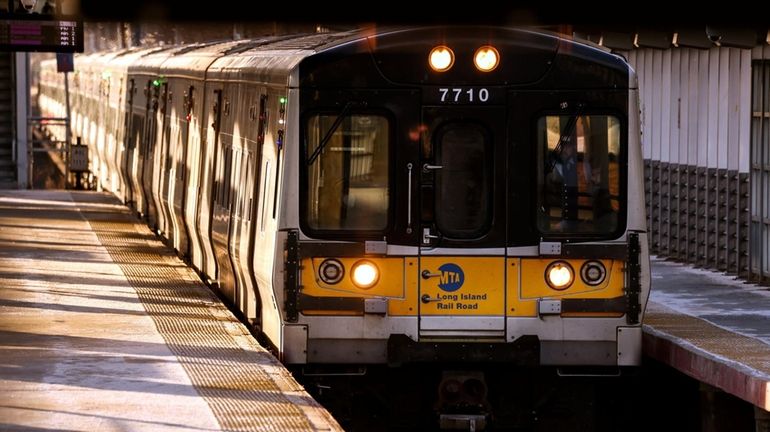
[474,46,499,72]
[429,45,454,72]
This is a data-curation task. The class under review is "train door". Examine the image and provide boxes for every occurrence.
[229,86,263,323]
[127,82,148,213]
[229,148,252,317]
[184,84,205,270]
[171,85,193,258]
[155,82,174,236]
[197,88,222,282]
[120,79,136,204]
[141,80,160,226]
[211,92,237,302]
[418,106,507,340]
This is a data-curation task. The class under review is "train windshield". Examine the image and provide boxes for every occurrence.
[537,114,621,234]
[305,114,390,231]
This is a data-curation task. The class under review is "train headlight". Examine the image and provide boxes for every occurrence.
[545,261,574,290]
[580,260,606,286]
[429,45,455,72]
[318,259,344,284]
[473,45,499,72]
[351,260,379,289]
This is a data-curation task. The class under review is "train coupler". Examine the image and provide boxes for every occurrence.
[439,414,487,431]
[435,371,490,431]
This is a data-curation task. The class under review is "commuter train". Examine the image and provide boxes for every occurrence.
[39,25,650,427]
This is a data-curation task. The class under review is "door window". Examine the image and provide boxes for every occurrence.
[435,123,492,238]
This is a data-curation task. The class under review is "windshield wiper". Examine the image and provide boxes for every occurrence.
[306,101,354,165]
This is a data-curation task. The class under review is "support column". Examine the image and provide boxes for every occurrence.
[699,382,756,432]
[14,52,27,189]
[756,406,770,432]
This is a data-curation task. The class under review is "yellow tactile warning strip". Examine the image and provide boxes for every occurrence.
[74,192,342,431]
[643,300,770,411]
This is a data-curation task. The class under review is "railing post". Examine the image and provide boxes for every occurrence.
[64,70,71,189]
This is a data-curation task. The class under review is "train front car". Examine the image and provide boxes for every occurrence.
[279,25,649,424]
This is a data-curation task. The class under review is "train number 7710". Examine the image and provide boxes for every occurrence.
[438,87,490,103]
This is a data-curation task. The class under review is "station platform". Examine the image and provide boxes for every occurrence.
[645,257,770,413]
[0,190,342,432]
[2,189,769,429]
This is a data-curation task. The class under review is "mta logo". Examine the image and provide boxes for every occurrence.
[437,263,465,292]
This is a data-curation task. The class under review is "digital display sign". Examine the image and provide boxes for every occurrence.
[0,16,83,52]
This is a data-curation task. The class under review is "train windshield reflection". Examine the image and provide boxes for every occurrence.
[538,114,621,234]
[305,114,390,231]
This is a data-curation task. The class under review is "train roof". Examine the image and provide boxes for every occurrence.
[297,26,630,89]
[157,36,295,79]
[203,31,359,85]
[128,46,186,70]
[83,26,630,90]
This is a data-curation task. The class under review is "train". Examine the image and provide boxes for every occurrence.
[38,25,650,429]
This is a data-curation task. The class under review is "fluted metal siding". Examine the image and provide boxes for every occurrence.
[623,47,753,279]
[750,47,770,284]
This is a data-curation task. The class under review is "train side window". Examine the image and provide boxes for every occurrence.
[305,114,390,231]
[537,114,621,235]
[218,147,231,207]
[242,153,252,220]
[214,148,222,205]
[224,148,234,209]
[232,150,242,215]
[261,159,271,231]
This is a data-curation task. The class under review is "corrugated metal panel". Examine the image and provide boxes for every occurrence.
[707,49,719,168]
[718,50,729,170]
[739,50,752,173]
[661,50,672,165]
[631,45,753,279]
[642,49,653,161]
[697,51,709,168]
[651,50,662,162]
[750,54,770,284]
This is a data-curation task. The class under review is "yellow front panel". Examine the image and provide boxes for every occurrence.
[389,257,419,316]
[519,259,623,299]
[508,258,625,317]
[301,257,404,298]
[419,257,505,316]
[505,258,537,317]
[299,257,418,316]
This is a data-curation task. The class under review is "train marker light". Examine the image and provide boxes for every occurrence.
[429,45,454,72]
[580,261,607,286]
[319,259,344,284]
[474,46,499,72]
[545,261,574,290]
[351,260,379,289]
[278,96,287,125]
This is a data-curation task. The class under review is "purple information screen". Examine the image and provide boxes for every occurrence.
[0,17,83,52]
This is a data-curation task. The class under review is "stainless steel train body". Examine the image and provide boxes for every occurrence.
[38,26,650,369]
